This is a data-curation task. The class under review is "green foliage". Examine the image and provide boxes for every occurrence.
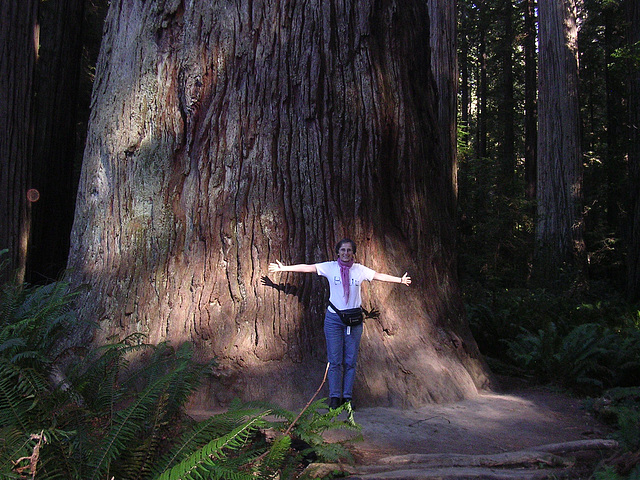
[0,272,358,479]
[457,155,535,289]
[505,322,615,393]
[586,388,640,479]
[465,285,640,395]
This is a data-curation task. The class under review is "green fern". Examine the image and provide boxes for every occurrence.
[154,413,268,480]
[152,406,269,477]
[258,433,292,477]
[88,350,194,479]
[0,426,33,478]
[0,266,360,479]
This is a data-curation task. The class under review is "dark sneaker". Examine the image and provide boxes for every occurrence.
[342,398,353,410]
[329,397,341,410]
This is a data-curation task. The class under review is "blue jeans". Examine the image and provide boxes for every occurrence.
[324,310,363,399]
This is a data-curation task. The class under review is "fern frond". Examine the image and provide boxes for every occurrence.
[154,413,268,480]
[235,399,296,423]
[152,407,271,476]
[310,440,354,463]
[258,434,291,476]
[0,361,42,430]
[117,391,172,480]
[0,426,32,478]
[88,370,174,480]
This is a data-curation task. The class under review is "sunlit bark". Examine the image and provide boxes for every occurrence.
[67,0,492,408]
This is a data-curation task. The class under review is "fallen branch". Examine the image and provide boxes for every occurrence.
[374,438,618,470]
[352,465,572,480]
[533,439,619,454]
[374,450,572,469]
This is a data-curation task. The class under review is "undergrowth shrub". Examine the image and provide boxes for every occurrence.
[465,286,640,395]
[587,388,640,479]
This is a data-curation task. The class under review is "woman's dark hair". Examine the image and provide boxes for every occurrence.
[335,238,357,255]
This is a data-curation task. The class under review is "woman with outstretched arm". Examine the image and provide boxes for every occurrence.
[268,238,411,409]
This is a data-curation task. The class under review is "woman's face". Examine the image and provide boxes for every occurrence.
[337,242,355,262]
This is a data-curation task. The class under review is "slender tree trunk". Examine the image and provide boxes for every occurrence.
[459,2,470,140]
[628,0,640,301]
[498,0,516,188]
[27,0,86,283]
[430,0,458,205]
[603,9,625,234]
[0,0,38,284]
[477,6,488,159]
[523,0,537,200]
[535,0,586,283]
[67,0,491,409]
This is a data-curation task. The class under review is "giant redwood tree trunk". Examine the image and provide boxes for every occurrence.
[67,0,492,409]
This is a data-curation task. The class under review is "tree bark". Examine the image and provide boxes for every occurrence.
[429,0,458,206]
[477,1,488,159]
[523,0,537,200]
[27,0,87,283]
[0,0,38,284]
[535,0,586,283]
[627,0,640,301]
[459,1,470,142]
[67,0,492,409]
[498,0,516,189]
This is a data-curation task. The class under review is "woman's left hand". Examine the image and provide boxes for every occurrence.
[268,260,284,273]
[401,272,412,286]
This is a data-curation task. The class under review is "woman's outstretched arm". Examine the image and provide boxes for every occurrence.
[268,260,317,274]
[373,272,412,286]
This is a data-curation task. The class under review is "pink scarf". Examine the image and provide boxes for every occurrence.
[338,257,354,302]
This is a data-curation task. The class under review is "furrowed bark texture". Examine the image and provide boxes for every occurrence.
[535,0,585,281]
[0,0,38,284]
[67,0,491,408]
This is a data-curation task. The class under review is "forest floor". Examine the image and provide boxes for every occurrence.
[317,380,618,479]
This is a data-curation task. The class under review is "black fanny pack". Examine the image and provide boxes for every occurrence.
[328,301,364,327]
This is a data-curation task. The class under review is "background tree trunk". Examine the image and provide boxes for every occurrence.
[523,0,537,200]
[430,0,458,206]
[0,0,38,284]
[459,1,470,145]
[627,0,640,301]
[498,0,516,189]
[535,0,586,282]
[27,0,86,283]
[67,0,492,409]
[477,5,488,160]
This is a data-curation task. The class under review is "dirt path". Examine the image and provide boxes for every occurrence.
[320,386,615,479]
